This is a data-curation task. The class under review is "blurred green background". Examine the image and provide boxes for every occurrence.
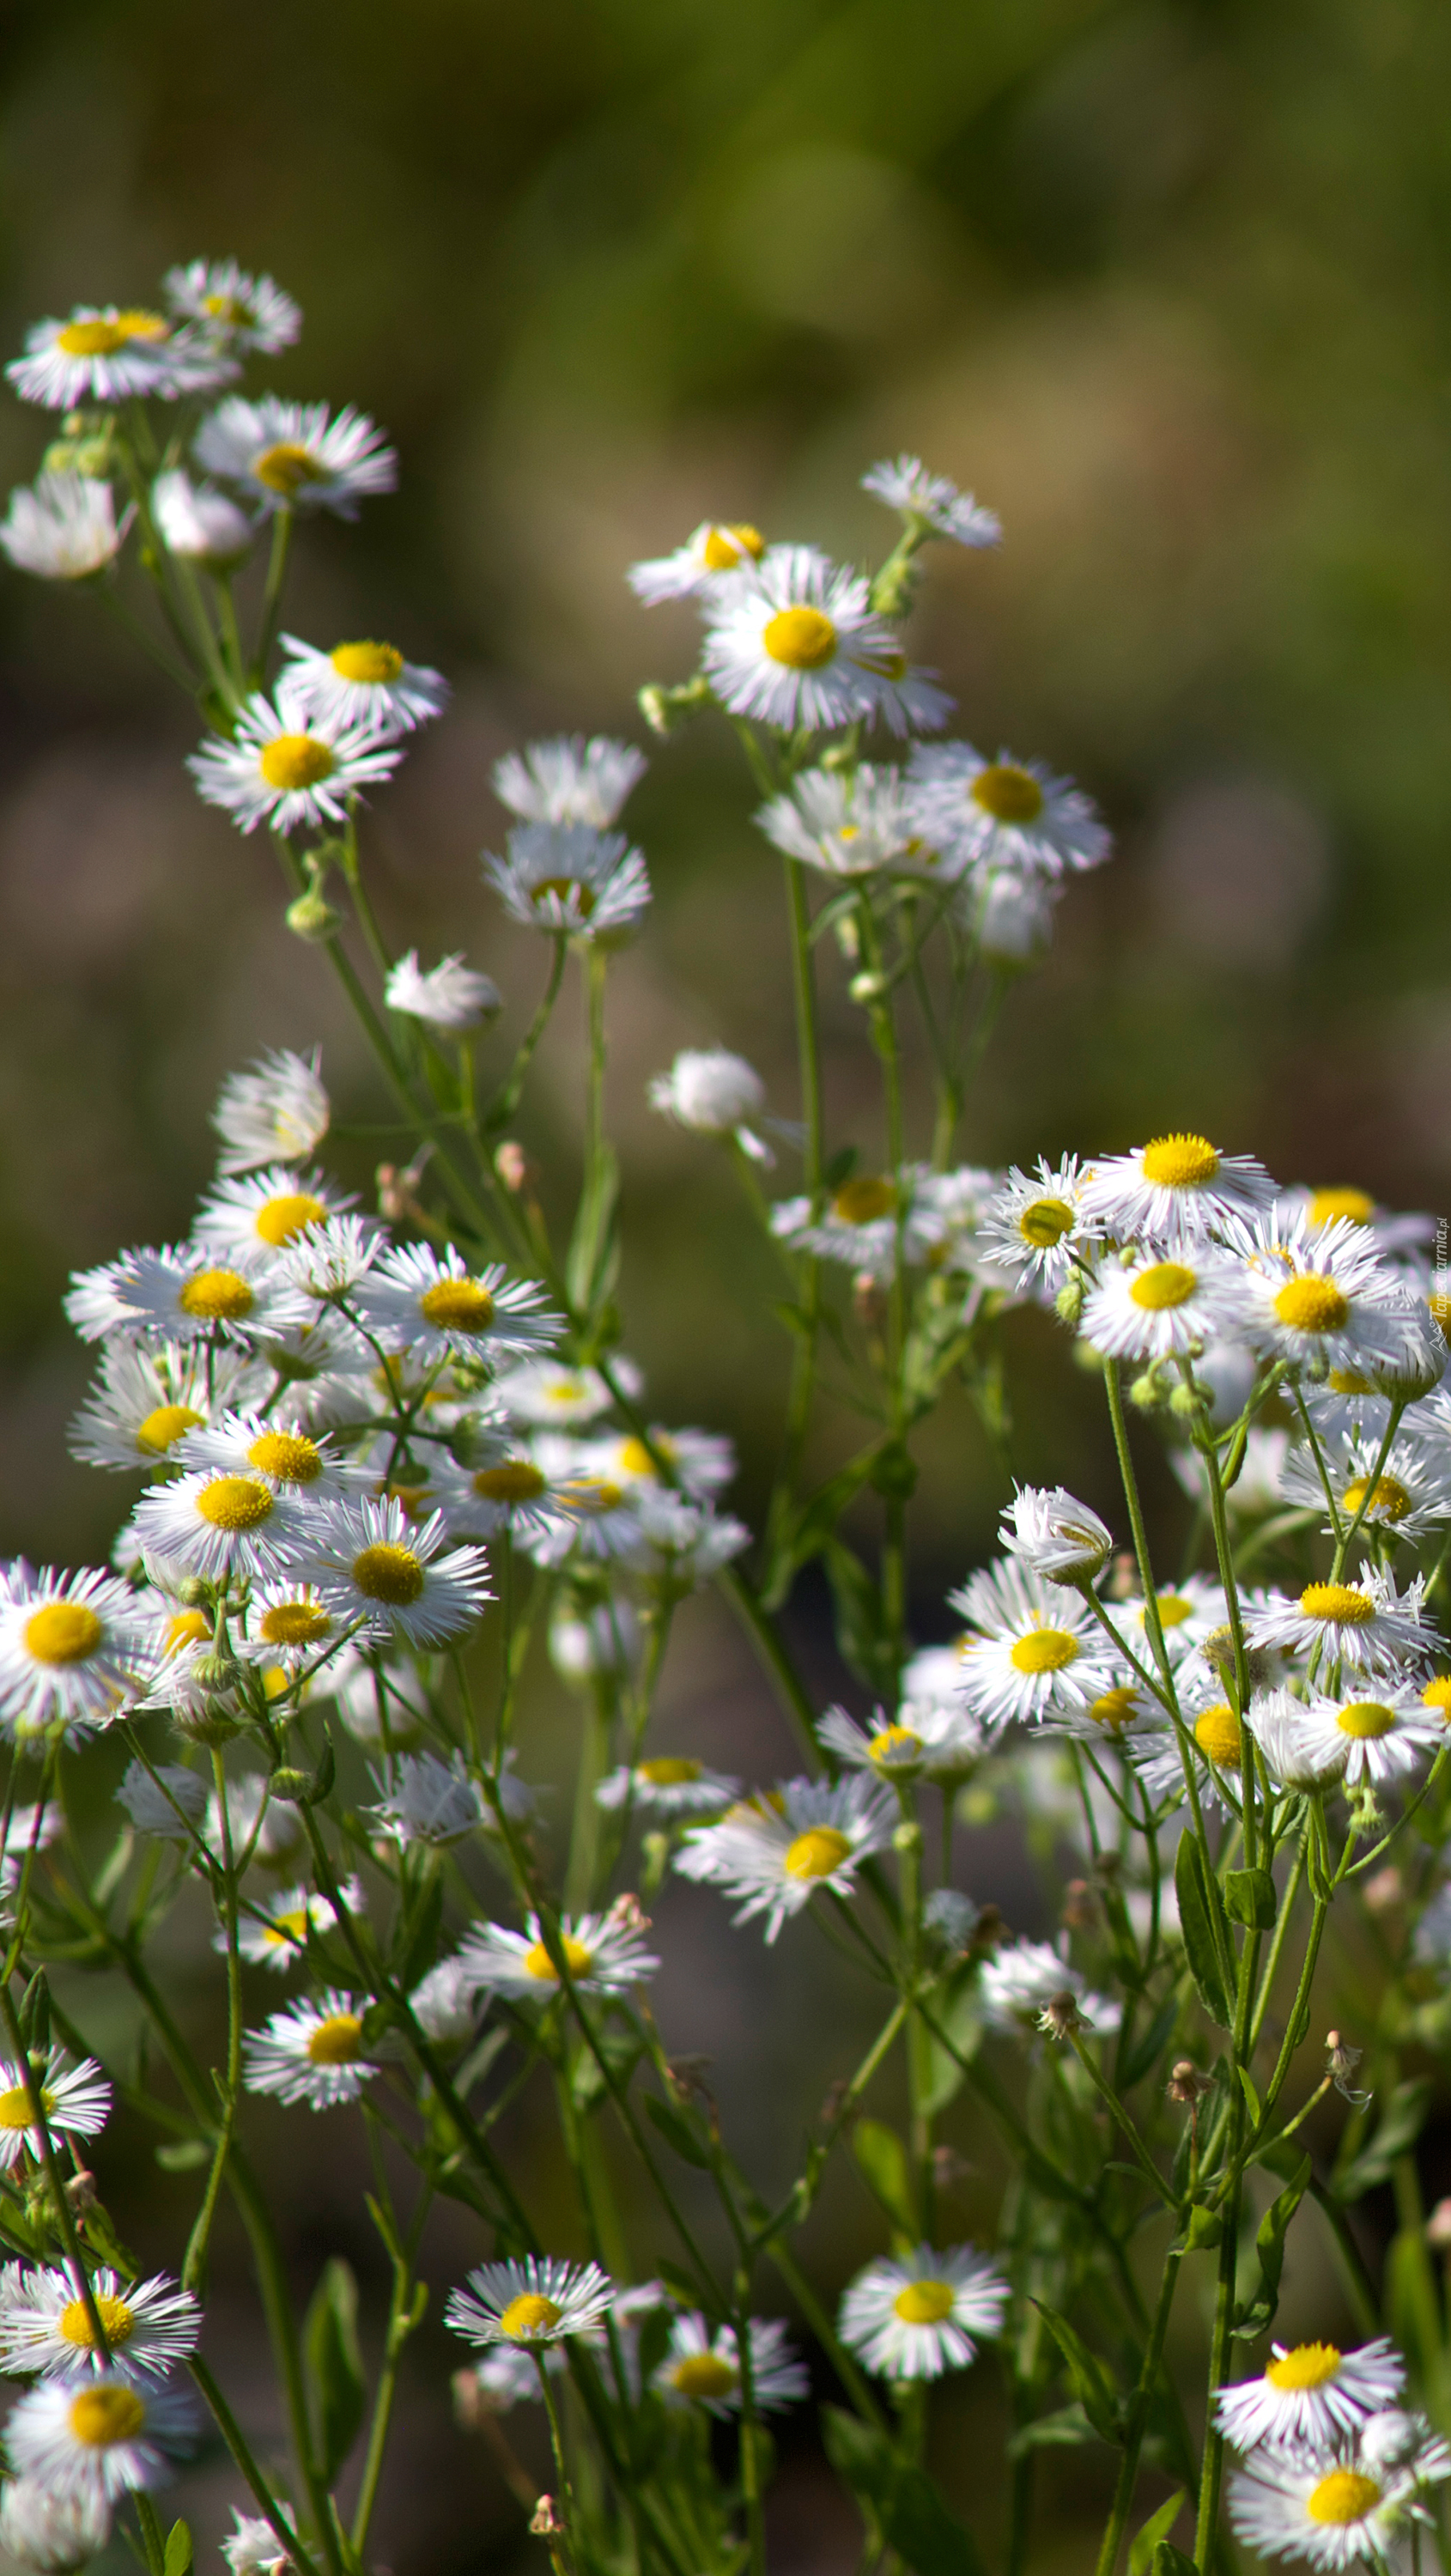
[1,0,1448,2566]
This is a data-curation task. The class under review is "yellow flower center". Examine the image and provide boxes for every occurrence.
[1329,1368,1376,1394]
[263,1909,310,1947]
[671,2352,740,2399]
[137,1402,204,1454]
[1266,2340,1341,2391]
[248,1431,323,1485]
[351,1544,425,1606]
[1343,1475,1410,1522]
[1309,1187,1374,1227]
[178,1268,254,1322]
[893,2280,956,2326]
[259,735,336,793]
[970,764,1044,824]
[499,2292,563,2339]
[1130,1262,1198,1312]
[1275,1275,1351,1334]
[254,1191,328,1247]
[67,2385,147,2448]
[616,1435,667,1478]
[165,1609,211,1654]
[252,442,328,496]
[330,641,404,684]
[306,2013,363,2065]
[1018,1196,1074,1248]
[1307,2471,1380,2527]
[531,877,596,914]
[1336,1701,1397,1740]
[203,292,254,325]
[524,1935,595,1982]
[565,1479,625,1516]
[701,523,763,570]
[1301,1583,1375,1626]
[832,1176,895,1224]
[1422,1675,1451,1720]
[868,1726,923,1764]
[1194,1704,1242,1768]
[1140,1134,1220,1188]
[59,2293,135,2349]
[473,1461,547,1504]
[1089,1686,1139,1734]
[1156,1595,1193,1629]
[195,1476,274,1532]
[23,1604,103,1666]
[1010,1629,1079,1674]
[1430,1291,1451,1346]
[762,606,837,669]
[58,313,166,357]
[419,1279,495,1333]
[259,1601,331,1647]
[639,1757,702,1785]
[784,1826,853,1880]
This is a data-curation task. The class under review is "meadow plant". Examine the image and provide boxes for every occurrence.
[1,263,1450,2576]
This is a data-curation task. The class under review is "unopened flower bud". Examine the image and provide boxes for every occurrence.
[848,969,889,1005]
[1055,1274,1084,1327]
[267,1768,313,1805]
[1036,1989,1086,2043]
[1130,1373,1163,1411]
[286,889,343,944]
[1168,2060,1211,2105]
[173,1700,241,1747]
[177,1577,212,1609]
[64,2169,97,2215]
[495,1141,534,1194]
[530,2497,565,2539]
[1326,2030,1371,2107]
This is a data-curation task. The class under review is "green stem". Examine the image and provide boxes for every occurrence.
[1095,2244,1185,2576]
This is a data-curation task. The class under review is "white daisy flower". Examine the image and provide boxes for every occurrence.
[1288,1689,1442,1789]
[979,1937,1121,2038]
[302,1496,489,1647]
[1248,1571,1432,1677]
[769,1168,944,1279]
[352,1242,558,1367]
[243,1989,372,2109]
[1130,1697,1248,1813]
[549,1599,643,1686]
[512,1439,644,1566]
[188,681,404,836]
[839,2245,1009,2381]
[483,821,651,941]
[446,2257,615,2350]
[115,1760,207,1843]
[1078,1133,1277,1248]
[1278,1185,1437,1262]
[408,1954,482,2048]
[70,1340,262,1476]
[1241,1217,1426,1380]
[193,396,396,517]
[1243,1688,1348,1792]
[861,455,1001,547]
[817,1705,931,1778]
[1217,2340,1406,2453]
[1082,1250,1250,1362]
[756,763,936,880]
[363,1752,484,1846]
[220,2512,294,2576]
[495,1357,638,1426]
[163,258,301,354]
[650,1048,774,1162]
[904,742,1108,881]
[493,734,647,826]
[131,1468,313,1584]
[1115,1574,1229,1666]
[175,1412,360,1510]
[3,2374,199,2505]
[7,307,191,409]
[193,1163,356,1270]
[592,1425,734,1501]
[427,1443,577,1544]
[230,1883,354,1972]
[628,521,767,603]
[673,1776,895,1941]
[150,470,252,568]
[999,1485,1113,1585]
[0,2050,111,2172]
[950,1560,1124,1731]
[0,2475,112,2572]
[974,1158,1093,1297]
[596,1755,740,1818]
[1045,1678,1163,1750]
[458,1902,659,2001]
[0,475,128,580]
[384,951,501,1033]
[653,2312,808,2415]
[1280,1428,1451,1541]
[213,1048,330,1176]
[0,1569,153,1741]
[701,544,902,733]
[0,2263,199,2381]
[278,633,449,736]
[1228,2426,1449,2571]
[64,1242,296,1349]
[624,1496,751,1589]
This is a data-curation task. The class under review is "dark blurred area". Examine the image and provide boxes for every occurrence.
[2,1,1448,2567]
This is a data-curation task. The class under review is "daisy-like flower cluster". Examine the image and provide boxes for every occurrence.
[1218,2336,1451,2571]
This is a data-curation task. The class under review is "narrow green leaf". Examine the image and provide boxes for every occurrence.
[643,2091,712,2168]
[1129,2492,1185,2576]
[1237,2064,1263,2127]
[1231,2154,1310,2337]
[163,2522,193,2576]
[852,2120,916,2235]
[1175,1833,1232,2029]
[1151,2543,1199,2576]
[1031,2300,1120,2444]
[1005,2403,1098,2457]
[1225,1867,1277,1931]
[303,2257,366,2486]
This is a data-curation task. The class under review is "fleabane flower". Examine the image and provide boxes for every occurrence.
[194,396,396,517]
[132,1466,313,1583]
[64,1243,294,1349]
[979,1936,1120,2038]
[243,1989,373,2109]
[8,307,189,409]
[628,520,767,602]
[495,1358,634,1426]
[279,633,449,736]
[1228,2418,1450,2572]
[701,544,903,733]
[150,470,252,568]
[950,1560,1123,1731]
[1279,1427,1451,1543]
[164,257,300,353]
[0,2476,112,2572]
[493,734,647,826]
[1131,1696,1248,1813]
[175,1411,359,1510]
[673,1776,895,1941]
[756,764,935,880]
[3,2373,200,2505]
[0,2050,110,2172]
[220,2513,295,2576]
[839,2245,1009,2381]
[904,742,1108,881]
[1079,1134,1277,1248]
[654,2313,808,2415]
[625,1494,750,1590]
[302,1495,490,1647]
[1287,1689,1442,1789]
[363,1753,485,1847]
[193,1163,356,1273]
[458,1902,659,2000]
[351,1242,558,1367]
[446,2257,615,2351]
[483,821,651,941]
[862,454,1001,546]
[0,476,129,580]
[385,951,501,1033]
[1241,1217,1425,1377]
[596,1755,740,1818]
[0,2264,200,2382]
[650,1048,774,1163]
[1082,1250,1250,1362]
[976,1157,1093,1296]
[231,1883,355,1972]
[770,1168,944,1279]
[188,682,404,835]
[817,1706,931,1779]
[1248,1571,1432,1677]
[213,1048,330,1176]
[0,1569,154,1741]
[1000,1486,1113,1585]
[1217,2340,1405,2453]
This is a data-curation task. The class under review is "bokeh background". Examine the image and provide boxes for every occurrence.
[1,0,1449,2567]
